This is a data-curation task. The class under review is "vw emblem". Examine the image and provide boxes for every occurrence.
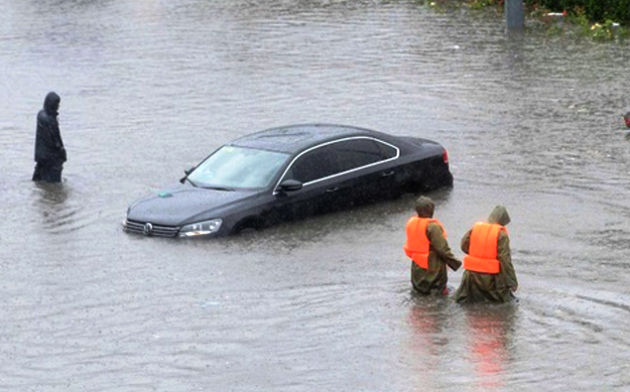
[143,222,153,236]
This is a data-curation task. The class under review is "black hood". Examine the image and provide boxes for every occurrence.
[127,185,259,226]
[44,92,60,116]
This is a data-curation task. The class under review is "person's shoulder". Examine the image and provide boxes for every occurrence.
[427,220,445,232]
[37,109,48,119]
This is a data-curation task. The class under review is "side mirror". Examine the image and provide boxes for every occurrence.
[279,179,303,192]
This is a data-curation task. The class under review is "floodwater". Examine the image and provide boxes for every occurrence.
[1,0,630,390]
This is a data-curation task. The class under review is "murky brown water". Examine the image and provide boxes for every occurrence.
[2,0,630,390]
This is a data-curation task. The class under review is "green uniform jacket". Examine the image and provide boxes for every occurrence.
[411,221,462,295]
[454,228,518,304]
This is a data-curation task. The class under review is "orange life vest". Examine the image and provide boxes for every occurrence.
[403,217,446,269]
[463,222,507,274]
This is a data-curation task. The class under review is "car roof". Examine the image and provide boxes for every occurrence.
[229,123,391,154]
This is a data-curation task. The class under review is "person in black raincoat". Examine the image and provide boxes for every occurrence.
[454,205,518,303]
[33,92,66,183]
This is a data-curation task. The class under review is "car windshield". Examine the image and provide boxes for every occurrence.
[188,145,290,189]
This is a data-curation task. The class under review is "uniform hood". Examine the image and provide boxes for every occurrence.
[488,205,510,226]
[43,92,60,116]
[415,196,435,218]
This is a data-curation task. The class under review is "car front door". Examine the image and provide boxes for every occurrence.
[266,144,344,223]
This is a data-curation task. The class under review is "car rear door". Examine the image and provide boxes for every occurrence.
[329,138,399,207]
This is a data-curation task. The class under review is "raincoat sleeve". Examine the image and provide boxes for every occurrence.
[460,229,472,254]
[427,223,462,271]
[498,232,518,289]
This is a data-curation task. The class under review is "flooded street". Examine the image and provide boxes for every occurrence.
[2,0,630,390]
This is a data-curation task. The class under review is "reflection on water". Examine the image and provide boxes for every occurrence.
[406,295,518,392]
[33,180,68,209]
[407,294,450,360]
[32,181,73,233]
[405,294,454,391]
[463,304,516,390]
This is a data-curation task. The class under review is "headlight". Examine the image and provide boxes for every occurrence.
[179,219,223,237]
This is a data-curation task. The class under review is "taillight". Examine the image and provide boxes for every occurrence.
[442,149,449,164]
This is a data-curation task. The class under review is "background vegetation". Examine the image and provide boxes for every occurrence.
[524,0,630,25]
[450,0,630,40]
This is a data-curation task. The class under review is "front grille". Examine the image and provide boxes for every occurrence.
[123,219,180,238]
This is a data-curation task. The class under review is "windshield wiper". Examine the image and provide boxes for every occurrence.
[185,177,198,187]
[202,186,235,191]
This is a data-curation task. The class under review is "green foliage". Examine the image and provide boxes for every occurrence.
[590,20,614,41]
[567,6,594,36]
[434,0,630,42]
[524,0,630,25]
[619,26,630,39]
[469,0,497,9]
[546,24,565,37]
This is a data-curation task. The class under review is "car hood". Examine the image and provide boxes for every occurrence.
[127,185,259,226]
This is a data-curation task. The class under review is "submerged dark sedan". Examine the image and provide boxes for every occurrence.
[123,124,453,238]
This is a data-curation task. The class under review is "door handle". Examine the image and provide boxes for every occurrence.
[326,187,339,193]
[381,171,394,177]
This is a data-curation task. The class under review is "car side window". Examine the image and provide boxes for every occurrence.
[333,139,383,172]
[376,140,397,159]
[290,145,339,183]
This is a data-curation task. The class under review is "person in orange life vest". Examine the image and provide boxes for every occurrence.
[454,205,518,304]
[404,196,461,295]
